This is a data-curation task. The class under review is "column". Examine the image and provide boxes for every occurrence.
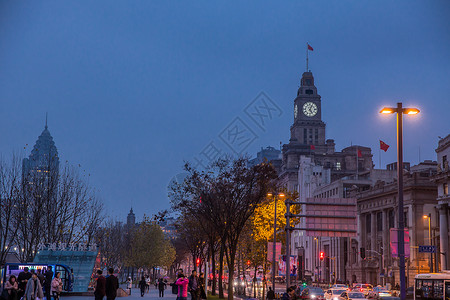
[371,212,376,251]
[439,205,449,270]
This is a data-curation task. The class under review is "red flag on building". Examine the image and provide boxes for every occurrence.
[307,44,314,51]
[310,144,316,150]
[380,140,390,152]
[357,149,362,158]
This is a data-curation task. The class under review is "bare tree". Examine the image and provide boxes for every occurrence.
[0,155,22,264]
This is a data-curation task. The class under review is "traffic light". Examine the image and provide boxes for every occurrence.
[319,251,325,261]
[196,258,201,266]
[360,247,366,259]
[247,260,251,266]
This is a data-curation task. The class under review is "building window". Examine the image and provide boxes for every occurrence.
[443,155,448,166]
[377,212,382,231]
[389,210,395,228]
[336,162,341,170]
[444,183,449,195]
[303,128,307,144]
[305,89,313,94]
[404,211,408,227]
[366,214,371,234]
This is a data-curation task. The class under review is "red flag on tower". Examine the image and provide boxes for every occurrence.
[307,44,314,51]
[380,140,390,152]
[357,149,362,158]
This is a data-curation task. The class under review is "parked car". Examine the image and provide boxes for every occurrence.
[352,284,373,296]
[302,287,325,300]
[325,289,348,300]
[339,291,367,300]
[368,287,392,298]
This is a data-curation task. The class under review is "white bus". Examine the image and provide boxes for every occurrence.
[414,272,450,300]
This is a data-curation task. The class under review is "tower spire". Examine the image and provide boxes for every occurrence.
[45,112,48,129]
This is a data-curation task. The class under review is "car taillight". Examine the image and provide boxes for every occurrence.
[360,289,363,292]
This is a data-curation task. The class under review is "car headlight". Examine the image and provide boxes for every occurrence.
[233,282,237,286]
[241,282,245,286]
[311,295,316,298]
[334,297,339,300]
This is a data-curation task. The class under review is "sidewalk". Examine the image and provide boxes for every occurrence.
[64,287,176,300]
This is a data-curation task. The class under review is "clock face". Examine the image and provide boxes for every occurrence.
[294,105,298,118]
[302,102,318,117]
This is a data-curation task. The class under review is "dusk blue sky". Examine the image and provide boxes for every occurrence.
[1,1,449,222]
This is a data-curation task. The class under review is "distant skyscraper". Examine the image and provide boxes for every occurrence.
[22,120,60,193]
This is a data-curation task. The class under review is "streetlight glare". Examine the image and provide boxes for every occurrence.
[380,107,395,114]
[405,108,420,115]
[267,193,273,198]
[423,215,428,219]
[279,193,285,198]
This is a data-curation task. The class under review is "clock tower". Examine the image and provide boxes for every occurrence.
[279,71,328,191]
[291,71,326,146]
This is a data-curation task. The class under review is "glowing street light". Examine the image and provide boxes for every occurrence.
[379,102,419,300]
[423,214,433,272]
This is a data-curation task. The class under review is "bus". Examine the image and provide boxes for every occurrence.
[1,263,74,292]
[414,271,450,300]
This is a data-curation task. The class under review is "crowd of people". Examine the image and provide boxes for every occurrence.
[1,266,62,300]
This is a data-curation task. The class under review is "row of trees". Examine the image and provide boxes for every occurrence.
[0,154,103,264]
[170,157,298,300]
[96,216,176,279]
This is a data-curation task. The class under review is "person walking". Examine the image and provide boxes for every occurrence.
[36,270,45,288]
[175,274,189,300]
[198,273,206,300]
[24,273,44,300]
[5,275,19,300]
[138,277,146,297]
[126,277,132,296]
[44,266,54,300]
[18,267,32,300]
[94,270,106,300]
[51,273,63,300]
[105,268,119,300]
[188,271,199,300]
[267,287,276,300]
[157,278,166,298]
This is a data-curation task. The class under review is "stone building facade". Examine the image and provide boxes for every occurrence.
[348,163,437,287]
[433,134,450,270]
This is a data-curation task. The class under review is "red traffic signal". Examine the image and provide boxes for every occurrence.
[247,260,251,266]
[196,258,201,266]
[319,251,325,261]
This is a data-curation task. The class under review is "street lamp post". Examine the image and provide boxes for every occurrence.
[423,214,433,272]
[267,192,285,293]
[380,103,419,300]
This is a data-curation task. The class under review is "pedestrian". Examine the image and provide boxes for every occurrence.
[51,272,63,300]
[146,276,151,293]
[157,278,166,298]
[198,273,206,300]
[94,270,106,300]
[105,268,119,300]
[188,271,199,300]
[267,287,275,300]
[18,267,32,300]
[24,272,44,300]
[139,276,146,297]
[126,277,132,295]
[175,274,189,300]
[281,287,295,300]
[44,266,54,300]
[4,275,19,300]
[36,270,45,288]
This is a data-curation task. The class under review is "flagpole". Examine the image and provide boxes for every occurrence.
[356,146,358,180]
[306,43,309,71]
[379,147,381,169]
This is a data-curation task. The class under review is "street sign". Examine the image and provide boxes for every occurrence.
[419,245,437,253]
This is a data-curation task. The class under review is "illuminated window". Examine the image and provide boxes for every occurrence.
[336,162,341,170]
[444,183,448,195]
